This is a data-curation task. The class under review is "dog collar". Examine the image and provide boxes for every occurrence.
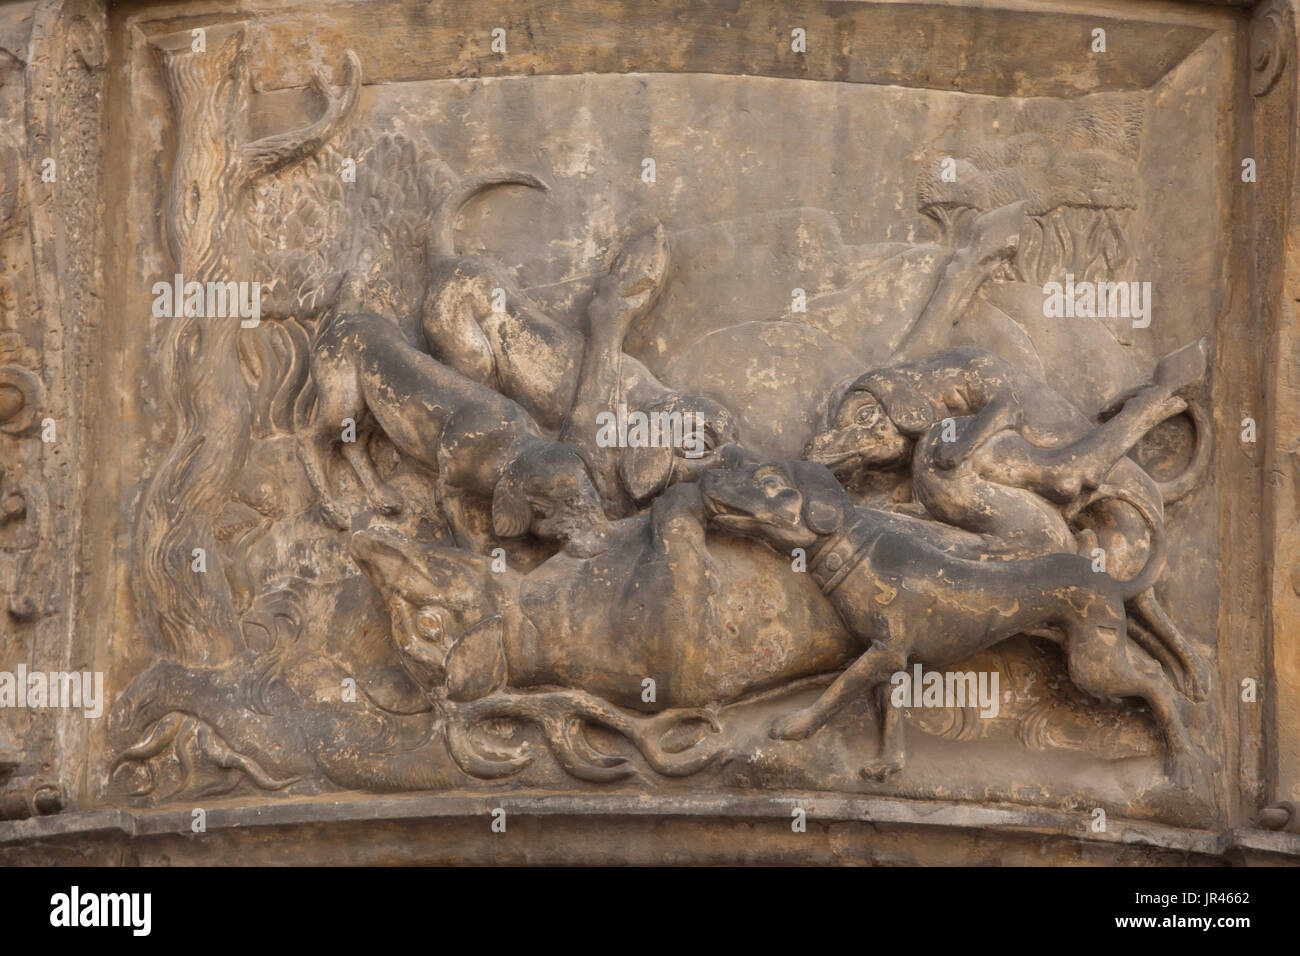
[809,518,869,594]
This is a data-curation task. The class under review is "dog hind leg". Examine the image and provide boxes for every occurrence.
[1124,616,1182,687]
[1063,614,1199,789]
[1131,589,1209,702]
[297,410,352,530]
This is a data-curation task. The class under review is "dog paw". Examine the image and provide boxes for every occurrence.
[769,711,819,741]
[1180,658,1212,704]
[320,501,351,531]
[1165,752,1207,793]
[859,758,904,781]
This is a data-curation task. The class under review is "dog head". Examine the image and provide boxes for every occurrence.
[350,527,507,702]
[618,393,741,503]
[700,452,852,552]
[492,441,607,543]
[804,370,938,477]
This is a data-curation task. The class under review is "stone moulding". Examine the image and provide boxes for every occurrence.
[2,0,1300,864]
[2,792,1299,865]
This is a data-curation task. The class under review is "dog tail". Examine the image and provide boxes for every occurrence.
[1153,400,1212,505]
[427,172,549,261]
[1072,482,1167,601]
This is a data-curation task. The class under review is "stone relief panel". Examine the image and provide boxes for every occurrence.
[0,0,1279,862]
[79,4,1242,834]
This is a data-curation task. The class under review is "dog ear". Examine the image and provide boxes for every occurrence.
[795,462,848,536]
[858,371,939,435]
[491,472,533,538]
[619,443,674,503]
[821,375,860,430]
[444,616,507,702]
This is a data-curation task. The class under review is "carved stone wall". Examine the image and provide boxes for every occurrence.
[1,0,1299,864]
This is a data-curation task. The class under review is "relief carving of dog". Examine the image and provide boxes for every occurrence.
[699,452,1201,786]
[805,344,1212,702]
[419,173,740,504]
[295,308,601,547]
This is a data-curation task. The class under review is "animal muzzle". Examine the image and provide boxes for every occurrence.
[803,427,864,472]
[698,470,752,519]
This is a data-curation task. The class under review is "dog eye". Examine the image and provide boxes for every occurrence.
[856,404,878,424]
[759,474,784,496]
[415,608,444,642]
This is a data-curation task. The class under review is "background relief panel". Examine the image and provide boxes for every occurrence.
[1,0,1299,866]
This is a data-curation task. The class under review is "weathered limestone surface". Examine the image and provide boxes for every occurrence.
[0,0,1299,864]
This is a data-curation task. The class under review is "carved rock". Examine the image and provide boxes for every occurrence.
[1,0,1299,866]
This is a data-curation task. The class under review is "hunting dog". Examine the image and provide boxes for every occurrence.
[804,344,1212,702]
[295,308,602,547]
[699,452,1199,785]
[296,189,683,545]
[419,173,739,505]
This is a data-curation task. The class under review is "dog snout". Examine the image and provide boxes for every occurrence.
[803,428,841,462]
[803,426,870,470]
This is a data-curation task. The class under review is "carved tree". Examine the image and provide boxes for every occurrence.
[136,24,359,665]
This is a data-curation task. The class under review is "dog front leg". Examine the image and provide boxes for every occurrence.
[860,682,907,779]
[341,440,402,516]
[771,643,905,741]
[296,430,351,530]
[438,487,495,553]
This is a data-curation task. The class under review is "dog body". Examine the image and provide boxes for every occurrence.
[700,456,1197,783]
[420,175,739,502]
[297,310,599,543]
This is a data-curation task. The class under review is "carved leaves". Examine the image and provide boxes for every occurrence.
[244,128,454,321]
